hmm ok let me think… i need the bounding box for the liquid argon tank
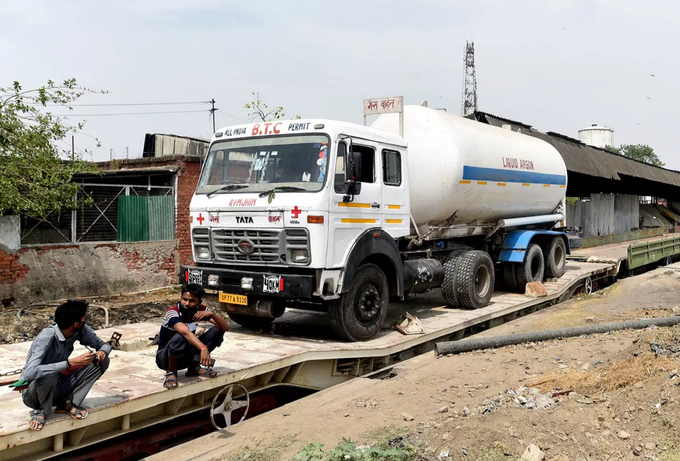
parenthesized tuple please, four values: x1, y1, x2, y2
(370, 105, 567, 227)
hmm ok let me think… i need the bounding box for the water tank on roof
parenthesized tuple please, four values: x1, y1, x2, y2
(578, 124, 614, 149)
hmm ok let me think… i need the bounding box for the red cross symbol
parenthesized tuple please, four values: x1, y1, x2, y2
(291, 206, 301, 219)
(196, 213, 205, 225)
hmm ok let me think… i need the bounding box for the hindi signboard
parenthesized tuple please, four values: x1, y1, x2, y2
(363, 96, 404, 116)
(362, 96, 404, 136)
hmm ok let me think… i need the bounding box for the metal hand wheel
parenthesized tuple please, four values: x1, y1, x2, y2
(210, 383, 250, 430)
(584, 276, 593, 295)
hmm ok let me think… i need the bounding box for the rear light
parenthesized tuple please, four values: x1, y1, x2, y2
(307, 215, 324, 224)
(184, 270, 189, 282)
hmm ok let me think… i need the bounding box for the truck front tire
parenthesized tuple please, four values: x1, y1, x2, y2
(329, 263, 389, 341)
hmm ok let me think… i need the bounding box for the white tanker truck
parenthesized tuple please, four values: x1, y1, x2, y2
(182, 105, 569, 341)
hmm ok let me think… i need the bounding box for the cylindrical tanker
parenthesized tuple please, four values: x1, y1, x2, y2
(371, 106, 567, 227)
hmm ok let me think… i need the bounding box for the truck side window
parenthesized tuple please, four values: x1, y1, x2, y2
(334, 142, 347, 194)
(382, 150, 402, 186)
(351, 145, 375, 183)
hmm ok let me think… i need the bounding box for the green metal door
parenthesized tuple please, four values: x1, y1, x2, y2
(148, 196, 175, 241)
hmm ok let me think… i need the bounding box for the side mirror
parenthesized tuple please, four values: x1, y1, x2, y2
(347, 181, 361, 196)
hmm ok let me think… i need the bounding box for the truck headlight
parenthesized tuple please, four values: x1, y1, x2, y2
(196, 247, 210, 259)
(290, 249, 309, 264)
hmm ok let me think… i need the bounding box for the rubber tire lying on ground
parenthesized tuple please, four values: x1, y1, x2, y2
(328, 263, 389, 342)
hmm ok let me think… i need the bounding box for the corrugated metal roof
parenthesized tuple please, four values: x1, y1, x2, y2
(475, 111, 680, 187)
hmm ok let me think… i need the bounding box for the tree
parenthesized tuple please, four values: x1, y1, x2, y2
(604, 144, 664, 167)
(244, 92, 300, 122)
(0, 79, 102, 219)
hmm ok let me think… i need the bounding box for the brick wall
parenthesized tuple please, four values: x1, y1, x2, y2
(176, 159, 201, 267)
(6, 241, 178, 305)
(0, 155, 203, 306)
(0, 248, 30, 305)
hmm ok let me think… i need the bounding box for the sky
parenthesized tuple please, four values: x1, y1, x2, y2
(2, 0, 679, 168)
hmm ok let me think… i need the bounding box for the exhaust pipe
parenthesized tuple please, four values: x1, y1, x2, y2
(224, 299, 285, 318)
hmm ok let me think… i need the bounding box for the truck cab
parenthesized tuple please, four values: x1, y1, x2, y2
(183, 120, 409, 337)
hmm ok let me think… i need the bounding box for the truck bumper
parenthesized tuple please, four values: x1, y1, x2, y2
(179, 265, 316, 300)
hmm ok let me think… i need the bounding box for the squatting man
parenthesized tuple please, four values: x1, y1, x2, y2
(15, 300, 111, 431)
(156, 284, 230, 389)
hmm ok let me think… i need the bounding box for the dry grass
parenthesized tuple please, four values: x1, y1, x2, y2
(528, 355, 678, 396)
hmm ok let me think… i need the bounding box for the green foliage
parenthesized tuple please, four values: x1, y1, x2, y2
(0, 79, 104, 219)
(244, 92, 301, 122)
(605, 144, 664, 167)
(291, 437, 418, 461)
(566, 197, 579, 205)
(292, 442, 326, 461)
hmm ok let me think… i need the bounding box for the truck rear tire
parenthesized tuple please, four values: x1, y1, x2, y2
(516, 243, 545, 287)
(228, 313, 275, 332)
(441, 250, 468, 307)
(502, 263, 520, 291)
(544, 237, 567, 279)
(455, 251, 495, 309)
(329, 263, 389, 341)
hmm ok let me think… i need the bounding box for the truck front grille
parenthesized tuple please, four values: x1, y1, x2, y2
(212, 229, 281, 263)
(209, 229, 310, 266)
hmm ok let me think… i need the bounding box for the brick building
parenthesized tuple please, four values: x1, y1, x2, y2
(0, 155, 202, 306)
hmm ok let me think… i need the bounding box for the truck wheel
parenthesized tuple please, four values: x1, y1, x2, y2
(228, 313, 274, 332)
(456, 251, 495, 309)
(545, 237, 567, 279)
(329, 264, 389, 341)
(441, 250, 468, 307)
(516, 243, 545, 287)
(502, 263, 520, 291)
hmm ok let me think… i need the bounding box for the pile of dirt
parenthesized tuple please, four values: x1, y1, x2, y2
(0, 288, 224, 344)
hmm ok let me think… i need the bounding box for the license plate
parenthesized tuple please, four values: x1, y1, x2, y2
(188, 269, 203, 285)
(263, 275, 284, 294)
(219, 292, 248, 305)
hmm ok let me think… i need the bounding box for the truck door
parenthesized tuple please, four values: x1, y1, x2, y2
(380, 148, 410, 238)
(328, 139, 383, 268)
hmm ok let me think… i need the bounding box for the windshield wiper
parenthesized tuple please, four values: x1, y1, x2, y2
(258, 186, 307, 197)
(206, 184, 249, 198)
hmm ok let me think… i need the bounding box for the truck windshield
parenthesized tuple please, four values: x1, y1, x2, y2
(197, 134, 330, 195)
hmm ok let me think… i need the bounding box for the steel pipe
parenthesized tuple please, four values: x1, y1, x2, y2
(434, 315, 680, 356)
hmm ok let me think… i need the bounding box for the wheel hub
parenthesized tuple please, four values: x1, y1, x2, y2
(357, 285, 381, 323)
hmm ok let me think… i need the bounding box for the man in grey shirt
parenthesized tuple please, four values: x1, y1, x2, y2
(20, 300, 111, 431)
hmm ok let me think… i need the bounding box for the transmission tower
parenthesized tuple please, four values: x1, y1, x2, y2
(461, 41, 478, 116)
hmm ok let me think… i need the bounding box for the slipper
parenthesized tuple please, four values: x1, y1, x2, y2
(56, 400, 88, 420)
(163, 371, 178, 389)
(186, 366, 217, 378)
(28, 410, 46, 431)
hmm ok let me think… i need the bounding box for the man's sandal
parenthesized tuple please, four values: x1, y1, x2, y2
(187, 366, 217, 378)
(56, 400, 88, 420)
(163, 371, 178, 389)
(28, 410, 46, 431)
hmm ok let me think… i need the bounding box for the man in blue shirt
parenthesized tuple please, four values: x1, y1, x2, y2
(20, 300, 111, 431)
(156, 284, 230, 389)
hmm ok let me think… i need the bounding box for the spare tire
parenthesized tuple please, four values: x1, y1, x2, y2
(455, 251, 495, 309)
(441, 250, 468, 307)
